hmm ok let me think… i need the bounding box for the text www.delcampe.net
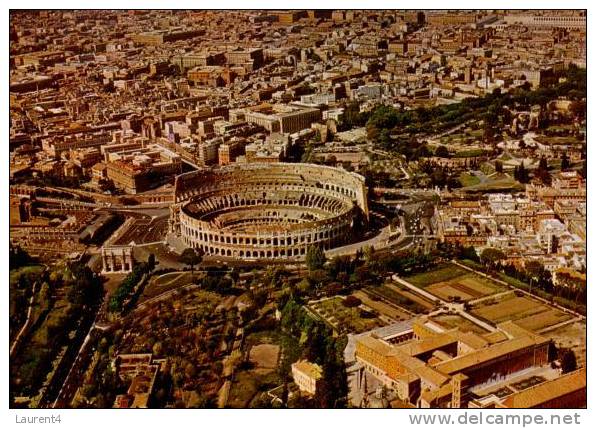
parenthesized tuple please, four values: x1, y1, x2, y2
(409, 412, 582, 427)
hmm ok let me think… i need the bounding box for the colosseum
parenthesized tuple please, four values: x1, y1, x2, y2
(168, 163, 369, 260)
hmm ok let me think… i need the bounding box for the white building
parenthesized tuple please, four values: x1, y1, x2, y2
(291, 360, 323, 395)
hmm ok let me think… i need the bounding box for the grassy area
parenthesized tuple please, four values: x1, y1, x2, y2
(425, 274, 503, 301)
(462, 175, 523, 193)
(10, 265, 45, 341)
(12, 294, 76, 397)
(227, 369, 280, 408)
(480, 162, 496, 175)
(309, 296, 385, 334)
(405, 263, 468, 287)
(458, 259, 483, 270)
(494, 272, 585, 315)
(245, 330, 283, 348)
(535, 135, 582, 146)
(404, 262, 506, 302)
(459, 173, 481, 187)
(439, 129, 483, 144)
(545, 124, 575, 132)
(371, 284, 428, 313)
(140, 271, 202, 302)
(454, 148, 487, 158)
(458, 258, 586, 316)
(470, 292, 572, 332)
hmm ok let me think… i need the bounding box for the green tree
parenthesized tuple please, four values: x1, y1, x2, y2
(514, 161, 529, 183)
(435, 145, 449, 158)
(9, 244, 31, 270)
(547, 341, 558, 362)
(147, 253, 156, 271)
(460, 246, 479, 262)
(561, 153, 570, 171)
(568, 100, 586, 120)
(560, 349, 577, 374)
(306, 246, 327, 271)
(480, 248, 506, 269)
(538, 156, 548, 171)
(180, 248, 203, 276)
(66, 263, 103, 307)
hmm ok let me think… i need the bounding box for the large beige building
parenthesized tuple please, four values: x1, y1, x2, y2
(105, 144, 182, 194)
(352, 317, 583, 408)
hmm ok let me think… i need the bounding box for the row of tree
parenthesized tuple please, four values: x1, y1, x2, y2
(108, 261, 153, 313)
(474, 247, 586, 310)
(279, 297, 348, 408)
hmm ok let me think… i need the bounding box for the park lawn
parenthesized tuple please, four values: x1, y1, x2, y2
(227, 370, 260, 408)
(385, 282, 436, 310)
(153, 271, 189, 286)
(29, 299, 73, 347)
(227, 369, 280, 408)
(514, 310, 572, 332)
(10, 265, 45, 340)
(459, 173, 481, 187)
(454, 148, 487, 158)
(140, 271, 201, 301)
(535, 135, 581, 146)
(355, 290, 413, 320)
(405, 263, 468, 288)
(439, 129, 482, 143)
(545, 124, 575, 132)
(463, 176, 523, 192)
(480, 162, 496, 175)
(457, 258, 586, 316)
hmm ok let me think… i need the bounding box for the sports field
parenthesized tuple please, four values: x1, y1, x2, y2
(405, 263, 505, 302)
(470, 294, 572, 332)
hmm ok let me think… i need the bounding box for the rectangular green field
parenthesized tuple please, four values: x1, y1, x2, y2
(470, 294, 572, 331)
(405, 264, 469, 287)
(405, 263, 505, 301)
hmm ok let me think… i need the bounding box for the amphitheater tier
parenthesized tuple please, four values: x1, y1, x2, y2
(169, 163, 369, 260)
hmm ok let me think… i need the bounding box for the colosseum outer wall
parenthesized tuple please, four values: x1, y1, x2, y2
(168, 163, 369, 260)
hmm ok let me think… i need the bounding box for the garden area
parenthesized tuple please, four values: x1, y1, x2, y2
(74, 288, 233, 408)
(404, 263, 506, 302)
(469, 293, 572, 332)
(458, 172, 481, 187)
(227, 331, 282, 408)
(308, 296, 386, 334)
(10, 264, 45, 341)
(364, 282, 433, 314)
